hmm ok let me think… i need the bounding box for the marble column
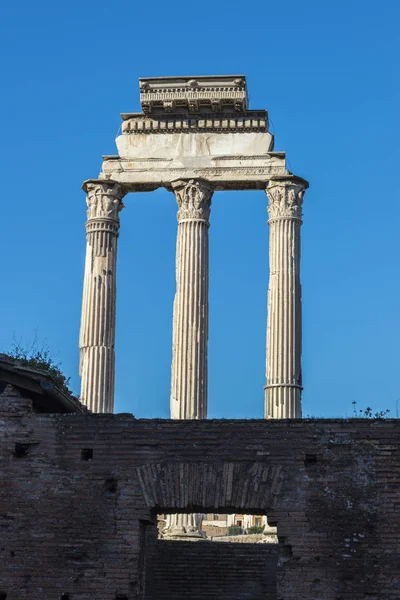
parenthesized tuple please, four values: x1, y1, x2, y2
(264, 178, 307, 419)
(79, 180, 126, 413)
(163, 179, 213, 539)
(170, 178, 213, 419)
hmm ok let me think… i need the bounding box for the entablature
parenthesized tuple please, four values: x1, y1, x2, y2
(85, 75, 308, 194)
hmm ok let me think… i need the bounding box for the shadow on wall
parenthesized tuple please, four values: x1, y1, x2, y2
(142, 518, 280, 600)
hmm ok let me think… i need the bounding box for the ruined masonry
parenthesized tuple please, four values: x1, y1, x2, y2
(0, 377, 399, 600)
(1, 74, 398, 600)
(78, 75, 308, 538)
(79, 76, 307, 419)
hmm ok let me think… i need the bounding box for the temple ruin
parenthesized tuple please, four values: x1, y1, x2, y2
(78, 75, 307, 420)
(0, 76, 398, 600)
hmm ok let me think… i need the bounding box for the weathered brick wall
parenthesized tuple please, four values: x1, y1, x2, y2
(144, 540, 278, 600)
(0, 387, 399, 599)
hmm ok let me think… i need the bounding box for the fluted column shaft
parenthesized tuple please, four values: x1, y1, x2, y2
(170, 179, 213, 419)
(79, 180, 126, 413)
(164, 179, 213, 540)
(265, 178, 307, 419)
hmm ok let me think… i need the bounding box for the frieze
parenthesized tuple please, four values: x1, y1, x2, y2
(113, 167, 286, 177)
(101, 165, 288, 179)
(191, 167, 287, 177)
(211, 153, 283, 161)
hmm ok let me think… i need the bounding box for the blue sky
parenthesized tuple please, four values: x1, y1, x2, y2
(0, 0, 399, 418)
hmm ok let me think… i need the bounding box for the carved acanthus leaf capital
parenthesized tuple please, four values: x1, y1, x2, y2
(172, 179, 213, 223)
(266, 180, 306, 220)
(85, 181, 126, 222)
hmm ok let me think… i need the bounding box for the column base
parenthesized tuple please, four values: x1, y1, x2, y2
(162, 528, 206, 540)
(258, 525, 278, 544)
(162, 513, 206, 540)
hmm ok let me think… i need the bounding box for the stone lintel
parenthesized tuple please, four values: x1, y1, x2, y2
(99, 152, 290, 192)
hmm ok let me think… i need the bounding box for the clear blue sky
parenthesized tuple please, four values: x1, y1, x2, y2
(1, 0, 399, 418)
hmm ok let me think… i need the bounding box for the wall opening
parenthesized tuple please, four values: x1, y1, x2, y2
(143, 510, 280, 600)
(14, 442, 30, 458)
(80, 448, 93, 461)
(304, 454, 318, 466)
(157, 512, 277, 542)
(105, 478, 118, 493)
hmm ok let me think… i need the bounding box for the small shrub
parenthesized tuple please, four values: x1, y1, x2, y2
(247, 525, 265, 534)
(7, 337, 73, 396)
(228, 525, 243, 536)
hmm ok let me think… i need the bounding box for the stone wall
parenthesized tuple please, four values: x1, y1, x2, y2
(213, 533, 264, 543)
(144, 540, 278, 600)
(202, 524, 229, 537)
(0, 388, 399, 599)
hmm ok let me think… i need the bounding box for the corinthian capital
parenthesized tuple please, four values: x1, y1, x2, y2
(172, 179, 213, 223)
(266, 179, 306, 221)
(84, 180, 126, 222)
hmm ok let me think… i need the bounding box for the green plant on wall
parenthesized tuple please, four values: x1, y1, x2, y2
(247, 525, 265, 534)
(7, 337, 73, 396)
(352, 401, 390, 419)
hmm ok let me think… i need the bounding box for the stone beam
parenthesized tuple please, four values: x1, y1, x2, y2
(100, 152, 288, 192)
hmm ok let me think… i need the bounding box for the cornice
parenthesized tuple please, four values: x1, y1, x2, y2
(121, 111, 269, 135)
(139, 75, 248, 114)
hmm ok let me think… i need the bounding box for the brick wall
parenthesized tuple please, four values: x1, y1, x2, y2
(0, 387, 399, 599)
(144, 540, 278, 600)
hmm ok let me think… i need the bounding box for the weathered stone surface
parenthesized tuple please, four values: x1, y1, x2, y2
(170, 179, 212, 420)
(98, 76, 282, 191)
(79, 180, 126, 413)
(101, 151, 284, 191)
(0, 391, 398, 600)
(265, 177, 308, 418)
(78, 74, 312, 552)
(81, 76, 308, 418)
(116, 131, 274, 164)
(138, 75, 249, 115)
(121, 111, 269, 134)
(162, 513, 205, 540)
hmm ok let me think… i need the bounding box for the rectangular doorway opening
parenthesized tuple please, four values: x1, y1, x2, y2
(143, 510, 280, 600)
